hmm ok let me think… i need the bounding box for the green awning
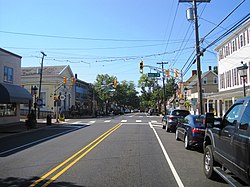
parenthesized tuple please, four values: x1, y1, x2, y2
(0, 83, 32, 104)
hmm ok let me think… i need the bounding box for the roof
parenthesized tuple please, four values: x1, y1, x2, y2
(21, 65, 69, 76)
(0, 83, 32, 103)
(188, 70, 218, 87)
(0, 48, 22, 59)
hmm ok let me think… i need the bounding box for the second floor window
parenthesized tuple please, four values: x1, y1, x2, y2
(213, 77, 218, 84)
(203, 77, 207, 85)
(4, 66, 14, 83)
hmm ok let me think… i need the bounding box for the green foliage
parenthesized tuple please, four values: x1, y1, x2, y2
(94, 74, 140, 111)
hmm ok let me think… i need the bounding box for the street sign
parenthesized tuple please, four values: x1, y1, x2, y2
(147, 73, 160, 77)
(60, 95, 66, 101)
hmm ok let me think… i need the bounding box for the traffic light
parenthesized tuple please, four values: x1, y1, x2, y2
(71, 77, 75, 85)
(166, 69, 170, 78)
(174, 69, 179, 78)
(140, 60, 144, 74)
(63, 76, 67, 84)
(113, 79, 117, 88)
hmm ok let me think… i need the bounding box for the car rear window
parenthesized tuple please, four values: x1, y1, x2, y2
(194, 116, 205, 127)
(172, 110, 190, 117)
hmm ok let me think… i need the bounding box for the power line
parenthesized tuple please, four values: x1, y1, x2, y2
(0, 30, 164, 42)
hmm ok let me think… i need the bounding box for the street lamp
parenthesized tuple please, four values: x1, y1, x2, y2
(237, 62, 248, 97)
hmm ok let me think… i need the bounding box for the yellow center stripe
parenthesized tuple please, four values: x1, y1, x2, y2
(29, 123, 122, 187)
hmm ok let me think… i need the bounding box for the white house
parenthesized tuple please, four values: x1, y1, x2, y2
(207, 18, 250, 117)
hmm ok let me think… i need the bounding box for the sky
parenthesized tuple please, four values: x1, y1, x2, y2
(1, 0, 250, 88)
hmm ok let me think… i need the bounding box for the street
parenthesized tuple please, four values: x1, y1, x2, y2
(0, 113, 228, 187)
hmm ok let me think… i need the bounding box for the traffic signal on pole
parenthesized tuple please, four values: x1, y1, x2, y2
(174, 69, 179, 78)
(63, 76, 67, 84)
(113, 79, 117, 88)
(71, 77, 75, 85)
(140, 60, 144, 74)
(166, 69, 170, 78)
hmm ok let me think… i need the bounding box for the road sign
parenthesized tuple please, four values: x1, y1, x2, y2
(147, 73, 160, 77)
(60, 95, 66, 101)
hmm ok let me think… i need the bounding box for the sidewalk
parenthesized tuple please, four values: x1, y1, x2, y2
(0, 118, 59, 139)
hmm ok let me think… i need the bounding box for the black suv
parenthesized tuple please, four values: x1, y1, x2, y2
(203, 96, 250, 186)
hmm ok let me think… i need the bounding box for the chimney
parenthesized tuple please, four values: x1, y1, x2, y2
(192, 70, 197, 76)
(209, 66, 212, 71)
(75, 74, 78, 79)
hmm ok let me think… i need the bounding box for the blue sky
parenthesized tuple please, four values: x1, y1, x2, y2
(1, 0, 249, 87)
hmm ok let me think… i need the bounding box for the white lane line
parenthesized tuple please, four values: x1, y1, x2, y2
(121, 120, 127, 123)
(87, 121, 96, 125)
(152, 124, 162, 128)
(149, 122, 184, 187)
(136, 120, 142, 123)
(104, 120, 111, 123)
(72, 121, 82, 124)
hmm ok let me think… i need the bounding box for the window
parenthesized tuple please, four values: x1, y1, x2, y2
(240, 35, 244, 48)
(0, 103, 17, 117)
(213, 77, 218, 84)
(225, 103, 243, 126)
(4, 66, 14, 83)
(203, 77, 207, 85)
(239, 102, 250, 130)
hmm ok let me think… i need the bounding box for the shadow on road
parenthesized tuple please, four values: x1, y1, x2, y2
(0, 177, 86, 187)
(0, 124, 90, 157)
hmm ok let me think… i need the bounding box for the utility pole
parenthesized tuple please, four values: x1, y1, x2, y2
(157, 62, 168, 115)
(193, 0, 203, 115)
(179, 0, 211, 114)
(38, 51, 47, 119)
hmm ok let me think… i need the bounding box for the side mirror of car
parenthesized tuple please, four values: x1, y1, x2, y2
(204, 112, 215, 128)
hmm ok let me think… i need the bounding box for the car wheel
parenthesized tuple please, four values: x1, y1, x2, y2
(184, 134, 190, 149)
(166, 124, 170, 132)
(175, 130, 180, 141)
(203, 145, 218, 179)
(162, 122, 166, 129)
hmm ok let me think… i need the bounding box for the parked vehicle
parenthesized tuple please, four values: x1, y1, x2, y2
(162, 109, 190, 132)
(175, 115, 205, 150)
(203, 96, 250, 186)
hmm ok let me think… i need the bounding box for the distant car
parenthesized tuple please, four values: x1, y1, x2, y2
(162, 109, 190, 132)
(175, 114, 205, 150)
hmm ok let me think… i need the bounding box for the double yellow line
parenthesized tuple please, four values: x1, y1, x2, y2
(29, 123, 122, 187)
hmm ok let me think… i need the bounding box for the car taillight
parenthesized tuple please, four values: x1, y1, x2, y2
(192, 128, 204, 133)
(168, 117, 176, 121)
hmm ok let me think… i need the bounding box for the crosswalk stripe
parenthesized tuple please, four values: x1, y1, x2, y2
(72, 121, 82, 124)
(121, 120, 127, 123)
(151, 120, 157, 123)
(87, 121, 96, 125)
(136, 120, 142, 123)
(104, 120, 111, 123)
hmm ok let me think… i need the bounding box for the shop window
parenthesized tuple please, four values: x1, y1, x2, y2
(0, 103, 17, 117)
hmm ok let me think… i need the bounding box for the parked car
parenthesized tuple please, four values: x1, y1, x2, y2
(175, 115, 205, 150)
(162, 109, 190, 132)
(203, 96, 250, 186)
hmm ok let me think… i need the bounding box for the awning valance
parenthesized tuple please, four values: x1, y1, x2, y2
(0, 83, 32, 104)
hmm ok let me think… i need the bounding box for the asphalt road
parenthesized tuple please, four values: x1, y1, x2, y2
(0, 113, 229, 187)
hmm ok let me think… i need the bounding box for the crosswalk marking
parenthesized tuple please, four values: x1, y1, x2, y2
(87, 121, 96, 125)
(104, 120, 111, 123)
(136, 120, 142, 123)
(121, 120, 127, 123)
(151, 120, 157, 123)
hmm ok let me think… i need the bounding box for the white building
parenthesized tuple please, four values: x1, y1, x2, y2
(207, 19, 250, 117)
